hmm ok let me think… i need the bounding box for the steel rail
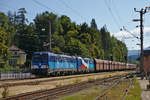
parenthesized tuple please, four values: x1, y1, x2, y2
(0, 73, 132, 100)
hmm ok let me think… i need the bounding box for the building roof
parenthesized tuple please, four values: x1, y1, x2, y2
(144, 46, 150, 50)
(9, 45, 26, 54)
(144, 46, 150, 55)
(9, 45, 20, 51)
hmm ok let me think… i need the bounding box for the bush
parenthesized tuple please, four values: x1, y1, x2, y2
(0, 65, 20, 72)
(72, 78, 81, 84)
(126, 76, 141, 100)
(0, 62, 5, 68)
(2, 87, 9, 98)
(88, 78, 95, 82)
(56, 83, 62, 87)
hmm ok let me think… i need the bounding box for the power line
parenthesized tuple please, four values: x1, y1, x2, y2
(57, 0, 86, 21)
(122, 26, 140, 41)
(110, 0, 122, 25)
(0, 3, 16, 12)
(124, 13, 139, 28)
(104, 0, 127, 43)
(104, 0, 121, 30)
(0, 3, 16, 10)
(143, 0, 150, 6)
(32, 0, 56, 14)
(0, 2, 37, 19)
(0, 7, 9, 11)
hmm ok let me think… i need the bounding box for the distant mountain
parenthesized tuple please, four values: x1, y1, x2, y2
(128, 46, 150, 62)
(144, 46, 150, 50)
(128, 55, 139, 62)
(128, 50, 140, 56)
(128, 50, 140, 62)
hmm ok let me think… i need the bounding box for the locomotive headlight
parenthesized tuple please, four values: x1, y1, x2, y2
(41, 65, 47, 68)
(32, 65, 38, 69)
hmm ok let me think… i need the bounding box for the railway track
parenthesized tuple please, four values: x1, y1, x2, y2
(122, 78, 133, 100)
(95, 78, 124, 100)
(0, 73, 133, 100)
(94, 75, 134, 100)
(0, 71, 131, 88)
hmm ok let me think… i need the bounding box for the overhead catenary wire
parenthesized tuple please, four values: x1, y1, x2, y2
(57, 0, 87, 22)
(107, 0, 142, 43)
(104, 0, 121, 30)
(110, 0, 123, 25)
(0, 3, 16, 10)
(0, 2, 37, 19)
(0, 7, 9, 11)
(32, 0, 57, 14)
(104, 0, 127, 43)
(122, 26, 140, 41)
(144, 0, 150, 6)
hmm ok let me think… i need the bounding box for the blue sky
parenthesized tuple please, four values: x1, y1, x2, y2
(1, 0, 150, 50)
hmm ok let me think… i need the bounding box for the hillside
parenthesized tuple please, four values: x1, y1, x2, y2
(128, 50, 140, 62)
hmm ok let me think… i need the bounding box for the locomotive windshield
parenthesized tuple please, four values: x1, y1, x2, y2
(32, 54, 48, 63)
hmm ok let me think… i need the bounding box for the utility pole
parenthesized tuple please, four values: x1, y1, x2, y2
(49, 21, 51, 52)
(133, 8, 148, 78)
(42, 21, 52, 52)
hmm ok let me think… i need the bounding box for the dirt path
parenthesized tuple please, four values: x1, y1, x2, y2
(138, 78, 150, 100)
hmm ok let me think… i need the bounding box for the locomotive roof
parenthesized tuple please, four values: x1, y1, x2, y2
(34, 52, 93, 60)
(34, 52, 76, 58)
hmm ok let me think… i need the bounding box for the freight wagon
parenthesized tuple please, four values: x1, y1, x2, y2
(31, 52, 136, 76)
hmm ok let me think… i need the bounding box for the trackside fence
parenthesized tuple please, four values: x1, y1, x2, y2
(0, 69, 33, 80)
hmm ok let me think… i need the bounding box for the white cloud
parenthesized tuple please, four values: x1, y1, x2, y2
(112, 27, 150, 50)
(112, 27, 150, 38)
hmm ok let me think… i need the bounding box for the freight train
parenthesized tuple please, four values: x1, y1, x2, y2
(31, 52, 136, 76)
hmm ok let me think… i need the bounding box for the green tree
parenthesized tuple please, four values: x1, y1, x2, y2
(100, 26, 113, 59)
(34, 11, 58, 51)
(0, 27, 9, 63)
(90, 18, 97, 29)
(64, 38, 90, 57)
(59, 15, 74, 35)
(0, 12, 10, 64)
(16, 8, 28, 27)
(0, 9, 127, 63)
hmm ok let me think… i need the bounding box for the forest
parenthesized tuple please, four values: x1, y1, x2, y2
(0, 8, 127, 67)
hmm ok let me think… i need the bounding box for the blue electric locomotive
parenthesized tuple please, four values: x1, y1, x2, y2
(31, 52, 95, 76)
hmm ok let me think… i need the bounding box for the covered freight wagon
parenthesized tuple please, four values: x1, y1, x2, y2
(94, 59, 104, 72)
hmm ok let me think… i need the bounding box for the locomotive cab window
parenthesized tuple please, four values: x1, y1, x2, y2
(32, 54, 48, 63)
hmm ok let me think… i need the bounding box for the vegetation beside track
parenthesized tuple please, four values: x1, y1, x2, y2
(125, 76, 141, 100)
(99, 78, 130, 100)
(59, 76, 133, 100)
(59, 86, 104, 100)
(0, 72, 133, 98)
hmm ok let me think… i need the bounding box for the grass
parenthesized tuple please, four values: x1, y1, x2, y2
(125, 76, 141, 100)
(59, 78, 130, 100)
(101, 79, 130, 100)
(2, 86, 9, 98)
(56, 83, 62, 88)
(72, 78, 81, 84)
(59, 73, 134, 100)
(0, 65, 20, 72)
(88, 77, 95, 82)
(59, 86, 104, 100)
